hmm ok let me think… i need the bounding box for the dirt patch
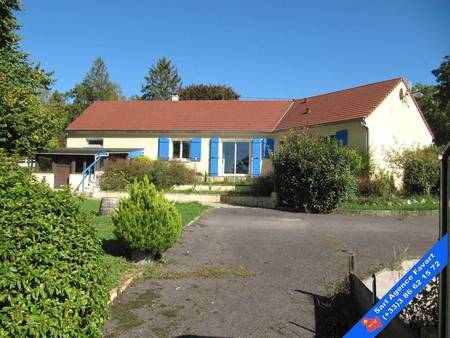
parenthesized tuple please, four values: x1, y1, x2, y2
(154, 265, 258, 280)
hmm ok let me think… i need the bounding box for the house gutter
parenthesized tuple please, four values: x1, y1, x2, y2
(360, 118, 369, 155)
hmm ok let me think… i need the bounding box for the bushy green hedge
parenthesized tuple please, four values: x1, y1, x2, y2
(100, 157, 195, 191)
(273, 130, 362, 213)
(388, 146, 441, 195)
(112, 176, 182, 255)
(0, 156, 108, 337)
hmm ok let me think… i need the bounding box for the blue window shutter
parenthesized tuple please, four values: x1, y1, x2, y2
(190, 138, 202, 161)
(209, 138, 219, 176)
(252, 138, 262, 177)
(158, 138, 170, 160)
(335, 129, 348, 146)
(263, 138, 274, 158)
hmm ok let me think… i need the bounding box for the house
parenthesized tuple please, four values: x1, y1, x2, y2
(34, 78, 433, 189)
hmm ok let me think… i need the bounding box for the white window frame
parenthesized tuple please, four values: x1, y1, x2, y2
(171, 139, 191, 161)
(219, 139, 251, 176)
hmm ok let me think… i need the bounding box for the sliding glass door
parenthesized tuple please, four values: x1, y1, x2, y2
(222, 141, 250, 175)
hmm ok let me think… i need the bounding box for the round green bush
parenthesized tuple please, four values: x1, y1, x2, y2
(0, 156, 109, 337)
(273, 130, 362, 213)
(112, 176, 182, 255)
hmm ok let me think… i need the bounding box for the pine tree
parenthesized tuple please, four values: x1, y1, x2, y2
(141, 57, 182, 100)
(68, 57, 122, 121)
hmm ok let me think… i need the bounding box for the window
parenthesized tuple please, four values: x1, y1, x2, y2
(172, 140, 190, 160)
(222, 141, 250, 175)
(87, 139, 103, 147)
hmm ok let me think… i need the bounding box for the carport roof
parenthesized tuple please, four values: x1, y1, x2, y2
(37, 147, 139, 156)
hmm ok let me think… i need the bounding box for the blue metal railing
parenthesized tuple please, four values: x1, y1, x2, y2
(75, 151, 109, 192)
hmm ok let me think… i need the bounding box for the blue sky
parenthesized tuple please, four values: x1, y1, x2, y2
(18, 0, 449, 99)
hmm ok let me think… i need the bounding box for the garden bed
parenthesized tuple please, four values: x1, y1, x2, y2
(340, 195, 439, 212)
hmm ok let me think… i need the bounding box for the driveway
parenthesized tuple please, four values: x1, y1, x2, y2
(104, 207, 438, 338)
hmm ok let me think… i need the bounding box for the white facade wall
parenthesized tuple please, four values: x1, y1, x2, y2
(33, 173, 54, 188)
(365, 82, 433, 170)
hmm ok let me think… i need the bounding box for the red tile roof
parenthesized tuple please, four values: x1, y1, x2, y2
(274, 78, 403, 131)
(67, 100, 292, 132)
(67, 78, 416, 133)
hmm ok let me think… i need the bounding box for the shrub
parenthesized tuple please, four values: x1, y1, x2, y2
(388, 146, 441, 195)
(112, 176, 182, 255)
(0, 156, 108, 337)
(250, 175, 274, 196)
(272, 130, 362, 213)
(100, 157, 195, 191)
(357, 170, 396, 197)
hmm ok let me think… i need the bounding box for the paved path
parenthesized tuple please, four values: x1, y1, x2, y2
(104, 207, 438, 338)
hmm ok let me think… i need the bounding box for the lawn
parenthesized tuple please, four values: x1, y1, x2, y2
(79, 198, 210, 290)
(341, 195, 439, 211)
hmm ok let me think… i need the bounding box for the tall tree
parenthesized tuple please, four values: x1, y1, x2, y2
(141, 57, 182, 100)
(414, 56, 450, 145)
(432, 55, 450, 108)
(0, 0, 21, 48)
(179, 84, 240, 100)
(0, 0, 61, 156)
(68, 57, 122, 121)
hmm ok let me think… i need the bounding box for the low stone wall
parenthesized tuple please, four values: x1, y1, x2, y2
(92, 190, 221, 204)
(171, 184, 253, 193)
(164, 192, 221, 203)
(220, 194, 276, 209)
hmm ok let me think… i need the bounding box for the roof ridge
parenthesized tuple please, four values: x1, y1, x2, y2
(294, 77, 403, 101)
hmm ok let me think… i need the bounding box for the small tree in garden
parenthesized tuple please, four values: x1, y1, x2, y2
(0, 155, 108, 337)
(112, 176, 182, 255)
(273, 130, 362, 213)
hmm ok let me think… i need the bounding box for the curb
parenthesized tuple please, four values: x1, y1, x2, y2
(334, 209, 438, 216)
(109, 268, 144, 304)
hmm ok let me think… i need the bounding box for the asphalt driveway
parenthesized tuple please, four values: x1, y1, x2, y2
(104, 207, 438, 338)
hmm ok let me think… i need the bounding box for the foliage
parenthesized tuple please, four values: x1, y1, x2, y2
(0, 156, 109, 337)
(112, 177, 182, 254)
(0, 0, 21, 49)
(179, 84, 240, 100)
(387, 146, 441, 195)
(273, 130, 362, 213)
(357, 170, 396, 197)
(414, 83, 449, 145)
(414, 55, 450, 145)
(100, 157, 195, 191)
(432, 55, 450, 106)
(400, 277, 439, 329)
(67, 57, 123, 122)
(141, 57, 182, 100)
(0, 1, 60, 156)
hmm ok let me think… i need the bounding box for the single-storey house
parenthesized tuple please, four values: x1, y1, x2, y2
(35, 77, 433, 189)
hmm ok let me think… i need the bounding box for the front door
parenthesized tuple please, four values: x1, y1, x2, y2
(53, 164, 70, 188)
(221, 141, 250, 175)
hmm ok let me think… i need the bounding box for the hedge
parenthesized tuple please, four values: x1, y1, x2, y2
(0, 156, 109, 337)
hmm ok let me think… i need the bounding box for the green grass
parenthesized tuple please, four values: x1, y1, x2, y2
(341, 195, 439, 211)
(78, 199, 209, 290)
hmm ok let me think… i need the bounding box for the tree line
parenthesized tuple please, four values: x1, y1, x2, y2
(0, 0, 449, 158)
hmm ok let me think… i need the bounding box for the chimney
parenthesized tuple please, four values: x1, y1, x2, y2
(171, 94, 179, 101)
